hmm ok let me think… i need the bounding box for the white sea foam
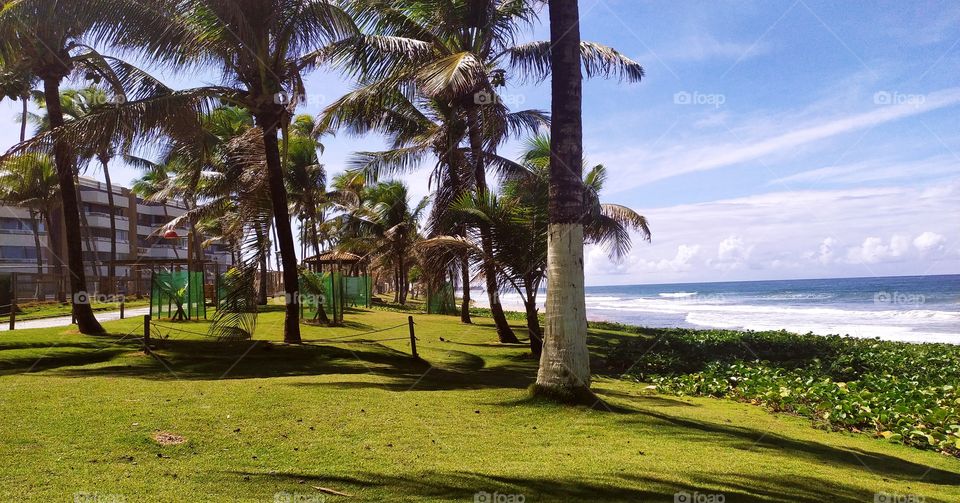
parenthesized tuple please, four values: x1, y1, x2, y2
(658, 292, 698, 298)
(471, 288, 959, 344)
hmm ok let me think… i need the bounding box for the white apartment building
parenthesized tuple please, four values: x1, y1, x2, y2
(0, 176, 233, 278)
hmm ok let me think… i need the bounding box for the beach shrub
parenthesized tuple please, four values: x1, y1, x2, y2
(604, 328, 960, 456)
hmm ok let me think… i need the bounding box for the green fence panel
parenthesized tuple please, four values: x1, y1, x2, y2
(428, 282, 457, 315)
(151, 270, 206, 320)
(344, 275, 371, 308)
(299, 271, 338, 322)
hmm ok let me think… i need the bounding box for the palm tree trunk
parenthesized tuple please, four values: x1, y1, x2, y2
(100, 156, 117, 295)
(258, 119, 301, 344)
(466, 106, 518, 343)
(460, 258, 472, 323)
(28, 209, 44, 300)
(256, 227, 269, 305)
(534, 0, 591, 401)
(74, 176, 100, 286)
(22, 96, 43, 300)
(42, 77, 103, 334)
(524, 277, 543, 357)
(20, 93, 28, 143)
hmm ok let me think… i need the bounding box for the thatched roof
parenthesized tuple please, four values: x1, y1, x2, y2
(303, 251, 364, 264)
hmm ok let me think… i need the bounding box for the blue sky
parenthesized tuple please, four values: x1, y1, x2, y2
(1, 0, 958, 286)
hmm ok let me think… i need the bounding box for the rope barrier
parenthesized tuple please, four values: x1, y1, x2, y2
(150, 322, 214, 338)
(146, 320, 416, 348)
(301, 322, 409, 343)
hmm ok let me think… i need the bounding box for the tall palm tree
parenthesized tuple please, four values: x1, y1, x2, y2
(422, 134, 650, 356)
(31, 86, 129, 291)
(0, 152, 60, 292)
(321, 88, 477, 322)
(330, 0, 640, 342)
(284, 115, 329, 258)
(150, 0, 356, 343)
(0, 0, 179, 333)
(535, 0, 594, 400)
(337, 180, 428, 305)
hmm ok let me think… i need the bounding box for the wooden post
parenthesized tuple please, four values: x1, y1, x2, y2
(119, 297, 125, 319)
(408, 316, 418, 358)
(143, 314, 151, 352)
(9, 273, 16, 330)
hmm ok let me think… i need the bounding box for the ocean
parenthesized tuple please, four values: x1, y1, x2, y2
(482, 274, 960, 344)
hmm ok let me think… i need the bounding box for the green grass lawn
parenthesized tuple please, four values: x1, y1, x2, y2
(0, 308, 957, 502)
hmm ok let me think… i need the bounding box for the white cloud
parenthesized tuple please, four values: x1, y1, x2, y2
(598, 87, 960, 193)
(815, 237, 837, 265)
(913, 231, 946, 254)
(845, 235, 911, 264)
(770, 155, 960, 186)
(710, 236, 754, 271)
(605, 180, 959, 284)
(641, 244, 701, 272)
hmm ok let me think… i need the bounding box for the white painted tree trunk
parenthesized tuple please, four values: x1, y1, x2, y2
(536, 223, 590, 394)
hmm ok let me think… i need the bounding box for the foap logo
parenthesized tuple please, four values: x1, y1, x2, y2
(673, 91, 726, 108)
(873, 91, 926, 108)
(273, 491, 326, 503)
(72, 292, 127, 305)
(474, 491, 525, 503)
(274, 92, 292, 105)
(283, 292, 326, 306)
(874, 492, 925, 503)
(473, 90, 526, 107)
(674, 490, 725, 503)
(73, 291, 91, 305)
(873, 291, 925, 307)
(74, 492, 126, 503)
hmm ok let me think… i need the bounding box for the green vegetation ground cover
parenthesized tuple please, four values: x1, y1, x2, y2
(0, 309, 958, 502)
(603, 326, 960, 456)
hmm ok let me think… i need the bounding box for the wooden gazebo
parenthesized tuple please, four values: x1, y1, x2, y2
(302, 251, 368, 275)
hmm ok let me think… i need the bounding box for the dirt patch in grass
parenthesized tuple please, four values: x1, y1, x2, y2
(152, 432, 186, 446)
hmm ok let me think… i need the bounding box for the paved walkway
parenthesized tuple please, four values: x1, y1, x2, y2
(0, 307, 151, 331)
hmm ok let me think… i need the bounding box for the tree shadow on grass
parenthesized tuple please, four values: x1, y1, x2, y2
(614, 406, 960, 487)
(0, 348, 130, 376)
(23, 336, 535, 391)
(222, 469, 894, 502)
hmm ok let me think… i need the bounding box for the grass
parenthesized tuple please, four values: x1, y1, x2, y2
(0, 308, 958, 502)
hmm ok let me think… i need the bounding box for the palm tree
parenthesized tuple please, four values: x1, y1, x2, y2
(330, 0, 640, 342)
(0, 153, 60, 297)
(30, 86, 130, 291)
(284, 115, 329, 258)
(422, 134, 650, 356)
(535, 0, 594, 401)
(145, 0, 357, 342)
(337, 179, 428, 305)
(0, 0, 179, 333)
(321, 88, 476, 322)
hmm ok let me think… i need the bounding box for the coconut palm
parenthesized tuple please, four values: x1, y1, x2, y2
(336, 180, 428, 304)
(535, 0, 594, 400)
(29, 86, 131, 291)
(321, 87, 477, 322)
(141, 0, 357, 342)
(0, 153, 60, 295)
(284, 115, 329, 258)
(421, 134, 650, 356)
(328, 0, 640, 342)
(0, 0, 183, 333)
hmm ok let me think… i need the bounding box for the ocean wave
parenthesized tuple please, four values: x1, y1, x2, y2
(658, 292, 698, 298)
